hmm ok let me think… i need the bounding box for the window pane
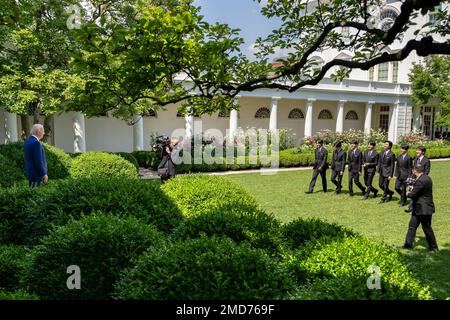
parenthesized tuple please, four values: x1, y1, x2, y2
(378, 63, 389, 82)
(392, 61, 399, 83)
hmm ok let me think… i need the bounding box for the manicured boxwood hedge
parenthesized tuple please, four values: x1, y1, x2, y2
(131, 151, 159, 169)
(0, 142, 71, 179)
(114, 236, 296, 300)
(0, 154, 25, 188)
(162, 174, 259, 217)
(0, 289, 39, 300)
(25, 213, 166, 300)
(70, 152, 137, 179)
(290, 236, 431, 300)
(0, 245, 31, 291)
(171, 204, 283, 255)
(0, 177, 183, 245)
(113, 152, 139, 173)
(281, 218, 354, 250)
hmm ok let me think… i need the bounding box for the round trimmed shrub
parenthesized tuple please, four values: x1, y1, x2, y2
(281, 218, 354, 250)
(292, 236, 431, 300)
(0, 154, 25, 188)
(0, 245, 31, 291)
(0, 142, 71, 179)
(162, 175, 259, 217)
(172, 204, 283, 255)
(113, 152, 139, 173)
(25, 213, 166, 300)
(114, 236, 295, 300)
(0, 178, 182, 245)
(70, 152, 137, 179)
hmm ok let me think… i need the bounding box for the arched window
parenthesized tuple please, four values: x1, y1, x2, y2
(255, 107, 270, 119)
(143, 110, 157, 117)
(288, 108, 305, 119)
(380, 7, 399, 31)
(345, 110, 359, 120)
(318, 109, 333, 120)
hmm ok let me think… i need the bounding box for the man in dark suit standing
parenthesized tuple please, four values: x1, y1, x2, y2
(395, 145, 413, 207)
(347, 140, 366, 196)
(405, 146, 431, 212)
(24, 124, 48, 188)
(330, 141, 346, 194)
(362, 141, 379, 200)
(378, 140, 396, 203)
(306, 140, 328, 194)
(403, 165, 438, 252)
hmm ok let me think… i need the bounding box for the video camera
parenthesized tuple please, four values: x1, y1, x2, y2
(153, 135, 171, 159)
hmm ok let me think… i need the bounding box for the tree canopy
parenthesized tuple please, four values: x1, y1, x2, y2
(0, 0, 449, 123)
(409, 55, 450, 127)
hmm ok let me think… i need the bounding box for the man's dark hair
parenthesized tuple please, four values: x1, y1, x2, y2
(351, 140, 359, 145)
(335, 141, 342, 148)
(417, 146, 426, 154)
(384, 140, 393, 149)
(400, 144, 410, 151)
(368, 141, 376, 147)
(413, 165, 424, 173)
(317, 140, 324, 145)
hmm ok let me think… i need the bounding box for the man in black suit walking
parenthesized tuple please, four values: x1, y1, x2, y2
(330, 141, 346, 194)
(395, 145, 413, 207)
(347, 140, 365, 196)
(403, 165, 439, 252)
(306, 140, 328, 193)
(405, 146, 431, 212)
(378, 140, 396, 203)
(362, 141, 379, 200)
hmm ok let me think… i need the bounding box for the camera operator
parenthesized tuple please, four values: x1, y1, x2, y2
(403, 165, 439, 252)
(152, 137, 179, 184)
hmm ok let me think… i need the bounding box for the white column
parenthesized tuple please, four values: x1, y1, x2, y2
(73, 112, 86, 153)
(388, 104, 398, 143)
(364, 102, 374, 135)
(269, 97, 281, 131)
(336, 100, 346, 133)
(304, 99, 315, 137)
(4, 111, 18, 143)
(413, 106, 421, 131)
(229, 109, 238, 139)
(133, 113, 144, 151)
(185, 111, 194, 139)
(229, 96, 240, 140)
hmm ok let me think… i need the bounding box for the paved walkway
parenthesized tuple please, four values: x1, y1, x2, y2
(139, 157, 450, 179)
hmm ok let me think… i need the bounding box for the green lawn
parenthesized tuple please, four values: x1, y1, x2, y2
(224, 161, 450, 300)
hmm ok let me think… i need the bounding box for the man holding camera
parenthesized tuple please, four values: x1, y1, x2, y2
(405, 146, 431, 213)
(403, 165, 439, 252)
(153, 136, 179, 184)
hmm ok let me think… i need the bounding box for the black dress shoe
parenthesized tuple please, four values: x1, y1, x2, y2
(305, 191, 313, 194)
(387, 194, 393, 202)
(404, 208, 412, 213)
(373, 191, 378, 198)
(349, 193, 354, 197)
(402, 245, 413, 249)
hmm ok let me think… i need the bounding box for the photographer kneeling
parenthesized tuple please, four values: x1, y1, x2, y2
(153, 136, 179, 184)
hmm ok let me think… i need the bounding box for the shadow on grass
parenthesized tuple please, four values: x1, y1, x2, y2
(399, 239, 450, 300)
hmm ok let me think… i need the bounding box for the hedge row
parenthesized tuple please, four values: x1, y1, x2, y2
(0, 177, 182, 245)
(0, 174, 431, 300)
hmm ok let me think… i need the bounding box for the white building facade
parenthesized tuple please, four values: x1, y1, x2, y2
(0, 1, 447, 152)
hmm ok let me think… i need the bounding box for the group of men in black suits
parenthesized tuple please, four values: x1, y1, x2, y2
(306, 139, 438, 252)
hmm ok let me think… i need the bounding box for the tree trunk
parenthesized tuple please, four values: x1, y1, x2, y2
(20, 114, 30, 140)
(43, 115, 54, 144)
